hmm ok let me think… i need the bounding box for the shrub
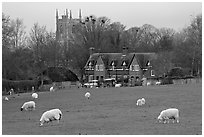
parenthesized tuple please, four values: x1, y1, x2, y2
(2, 79, 37, 95)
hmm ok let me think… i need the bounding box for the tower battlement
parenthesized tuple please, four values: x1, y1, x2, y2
(56, 9, 82, 43)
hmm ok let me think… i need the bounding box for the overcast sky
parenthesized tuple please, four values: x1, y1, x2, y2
(2, 2, 202, 33)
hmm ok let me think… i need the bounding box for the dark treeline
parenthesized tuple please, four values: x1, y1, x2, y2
(2, 13, 202, 82)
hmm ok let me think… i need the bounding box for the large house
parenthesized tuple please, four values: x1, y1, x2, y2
(84, 47, 158, 86)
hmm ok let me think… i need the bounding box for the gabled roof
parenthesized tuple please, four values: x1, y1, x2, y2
(85, 52, 157, 69)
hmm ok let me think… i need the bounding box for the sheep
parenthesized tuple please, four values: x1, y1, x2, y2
(156, 81, 161, 85)
(40, 108, 62, 126)
(157, 108, 179, 124)
(32, 93, 38, 99)
(8, 88, 14, 95)
(147, 82, 151, 86)
(115, 83, 121, 87)
(85, 92, 91, 99)
(50, 86, 54, 92)
(136, 99, 143, 106)
(4, 97, 9, 101)
(20, 101, 35, 111)
(141, 98, 146, 105)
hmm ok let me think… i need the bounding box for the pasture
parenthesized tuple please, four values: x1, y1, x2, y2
(2, 83, 202, 135)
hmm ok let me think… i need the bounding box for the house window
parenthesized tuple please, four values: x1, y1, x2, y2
(101, 76, 104, 80)
(111, 61, 115, 70)
(122, 61, 126, 66)
(89, 75, 94, 81)
(99, 65, 104, 71)
(130, 65, 140, 71)
(151, 70, 155, 76)
(88, 61, 93, 70)
(96, 64, 104, 71)
(96, 76, 99, 80)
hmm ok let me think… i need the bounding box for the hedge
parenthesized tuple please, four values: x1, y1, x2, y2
(2, 79, 37, 95)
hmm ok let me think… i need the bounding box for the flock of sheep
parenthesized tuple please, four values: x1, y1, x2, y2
(3, 86, 179, 127)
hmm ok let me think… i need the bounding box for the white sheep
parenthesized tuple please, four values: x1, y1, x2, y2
(136, 99, 143, 106)
(4, 97, 9, 101)
(50, 86, 54, 92)
(21, 101, 35, 111)
(157, 108, 179, 123)
(85, 92, 91, 99)
(8, 88, 14, 95)
(40, 108, 62, 126)
(32, 93, 38, 99)
(115, 83, 121, 87)
(141, 98, 146, 105)
(147, 82, 151, 86)
(156, 81, 161, 85)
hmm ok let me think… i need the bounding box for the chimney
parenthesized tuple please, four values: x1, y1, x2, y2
(66, 9, 68, 17)
(122, 46, 128, 56)
(70, 10, 72, 19)
(79, 9, 82, 21)
(89, 47, 94, 56)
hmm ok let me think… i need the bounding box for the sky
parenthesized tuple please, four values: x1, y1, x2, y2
(2, 2, 202, 34)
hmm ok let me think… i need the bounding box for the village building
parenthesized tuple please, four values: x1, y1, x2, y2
(84, 47, 158, 86)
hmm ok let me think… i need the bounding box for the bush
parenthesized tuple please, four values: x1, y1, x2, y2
(2, 79, 37, 95)
(161, 77, 173, 85)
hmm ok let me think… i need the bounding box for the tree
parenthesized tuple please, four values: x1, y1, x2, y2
(10, 18, 27, 48)
(133, 24, 161, 52)
(106, 22, 126, 52)
(172, 14, 202, 76)
(28, 23, 48, 85)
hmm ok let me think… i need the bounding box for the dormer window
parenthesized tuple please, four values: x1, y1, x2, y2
(122, 61, 126, 66)
(88, 61, 93, 70)
(111, 61, 115, 70)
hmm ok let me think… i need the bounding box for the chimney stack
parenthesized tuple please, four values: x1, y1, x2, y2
(89, 47, 94, 56)
(122, 46, 128, 56)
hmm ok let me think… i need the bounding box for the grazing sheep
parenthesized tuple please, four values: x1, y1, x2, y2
(147, 82, 151, 86)
(115, 83, 121, 87)
(4, 97, 9, 101)
(50, 86, 54, 92)
(136, 99, 143, 106)
(40, 108, 62, 126)
(21, 101, 35, 111)
(85, 92, 91, 99)
(141, 98, 146, 105)
(157, 108, 179, 123)
(8, 88, 14, 95)
(32, 93, 38, 99)
(156, 81, 161, 85)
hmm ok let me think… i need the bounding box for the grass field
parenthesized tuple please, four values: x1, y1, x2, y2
(2, 83, 202, 135)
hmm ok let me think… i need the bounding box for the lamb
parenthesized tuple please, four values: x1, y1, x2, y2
(156, 81, 161, 85)
(141, 98, 146, 105)
(32, 93, 38, 99)
(85, 92, 91, 99)
(40, 108, 62, 126)
(8, 88, 14, 95)
(115, 83, 121, 87)
(50, 86, 54, 92)
(157, 108, 179, 123)
(4, 97, 9, 101)
(136, 99, 143, 106)
(20, 101, 35, 111)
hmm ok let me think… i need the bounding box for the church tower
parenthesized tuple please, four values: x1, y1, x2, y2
(55, 9, 83, 44)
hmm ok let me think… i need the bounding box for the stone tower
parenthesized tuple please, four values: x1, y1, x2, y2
(56, 9, 82, 44)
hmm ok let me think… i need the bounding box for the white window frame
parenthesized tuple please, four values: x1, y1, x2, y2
(151, 70, 155, 76)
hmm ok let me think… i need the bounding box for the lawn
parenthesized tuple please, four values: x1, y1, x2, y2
(2, 83, 202, 135)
